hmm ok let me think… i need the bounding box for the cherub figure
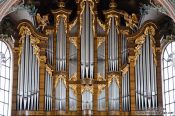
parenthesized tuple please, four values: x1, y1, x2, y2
(36, 13, 49, 31)
(124, 13, 138, 30)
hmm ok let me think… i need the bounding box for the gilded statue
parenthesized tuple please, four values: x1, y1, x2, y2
(124, 13, 138, 30)
(36, 13, 49, 31)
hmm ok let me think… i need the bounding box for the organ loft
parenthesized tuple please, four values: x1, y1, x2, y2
(1, 0, 175, 115)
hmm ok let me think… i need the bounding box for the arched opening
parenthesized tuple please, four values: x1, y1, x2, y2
(0, 40, 12, 116)
(162, 41, 175, 114)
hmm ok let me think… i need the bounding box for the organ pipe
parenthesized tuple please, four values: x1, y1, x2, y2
(81, 1, 94, 79)
(135, 34, 157, 110)
(17, 35, 40, 110)
(56, 18, 66, 72)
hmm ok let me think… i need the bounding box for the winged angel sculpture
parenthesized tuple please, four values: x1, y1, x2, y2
(36, 13, 49, 31)
(124, 13, 138, 30)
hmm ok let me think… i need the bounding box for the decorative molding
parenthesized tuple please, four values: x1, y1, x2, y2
(0, 34, 14, 49)
(69, 37, 78, 48)
(108, 74, 119, 88)
(55, 74, 67, 88)
(69, 73, 77, 81)
(121, 64, 129, 75)
(97, 37, 105, 48)
(81, 85, 93, 94)
(46, 64, 54, 77)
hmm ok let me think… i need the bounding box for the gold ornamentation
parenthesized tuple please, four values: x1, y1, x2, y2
(58, 1, 65, 8)
(97, 73, 106, 81)
(97, 37, 105, 48)
(128, 56, 136, 65)
(106, 16, 119, 34)
(36, 13, 49, 31)
(97, 18, 106, 31)
(81, 85, 93, 94)
(124, 13, 138, 30)
(134, 26, 157, 65)
(97, 84, 106, 96)
(69, 17, 78, 31)
(120, 29, 129, 35)
(69, 37, 78, 48)
(69, 73, 77, 81)
(121, 64, 129, 75)
(45, 29, 54, 35)
(46, 64, 53, 77)
(69, 84, 77, 95)
(56, 14, 68, 34)
(79, 0, 96, 36)
(55, 74, 67, 88)
(108, 74, 119, 87)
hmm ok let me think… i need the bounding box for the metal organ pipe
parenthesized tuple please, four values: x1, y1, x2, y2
(81, 1, 94, 79)
(17, 35, 40, 110)
(56, 18, 66, 72)
(135, 34, 157, 111)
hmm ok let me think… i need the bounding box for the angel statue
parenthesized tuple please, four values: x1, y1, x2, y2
(124, 13, 138, 30)
(36, 13, 49, 31)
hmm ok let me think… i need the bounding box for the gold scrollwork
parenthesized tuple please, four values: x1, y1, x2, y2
(97, 37, 105, 48)
(55, 74, 67, 88)
(69, 73, 77, 81)
(69, 37, 78, 48)
(79, 0, 96, 36)
(69, 17, 78, 31)
(81, 85, 93, 94)
(56, 14, 68, 33)
(108, 74, 119, 88)
(97, 18, 106, 31)
(46, 64, 53, 77)
(97, 84, 106, 96)
(45, 29, 54, 35)
(134, 26, 157, 65)
(121, 64, 129, 75)
(97, 73, 106, 81)
(69, 84, 77, 95)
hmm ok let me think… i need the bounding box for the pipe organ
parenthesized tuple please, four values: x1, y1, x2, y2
(14, 0, 161, 115)
(17, 27, 40, 110)
(135, 30, 157, 110)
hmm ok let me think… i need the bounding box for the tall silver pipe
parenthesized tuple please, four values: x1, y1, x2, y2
(143, 40, 147, 109)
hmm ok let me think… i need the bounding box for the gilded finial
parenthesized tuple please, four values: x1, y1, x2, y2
(109, 0, 117, 8)
(58, 0, 65, 8)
